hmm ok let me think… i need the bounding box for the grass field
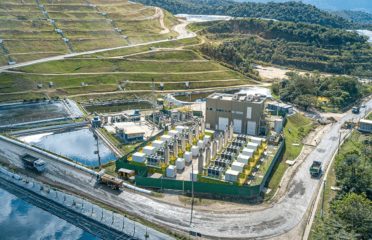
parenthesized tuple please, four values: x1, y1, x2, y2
(128, 49, 203, 60)
(78, 37, 201, 58)
(18, 58, 227, 73)
(367, 112, 372, 120)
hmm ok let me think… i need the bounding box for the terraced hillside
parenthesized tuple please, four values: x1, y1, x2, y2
(0, 0, 178, 65)
(0, 37, 256, 102)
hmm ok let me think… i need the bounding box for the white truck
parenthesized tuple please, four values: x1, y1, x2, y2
(21, 154, 46, 172)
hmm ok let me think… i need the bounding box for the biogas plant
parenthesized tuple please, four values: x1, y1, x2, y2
(116, 91, 287, 199)
(0, 88, 291, 238)
(0, 89, 288, 200)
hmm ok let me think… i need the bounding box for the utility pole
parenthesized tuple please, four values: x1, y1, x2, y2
(93, 129, 102, 169)
(190, 162, 195, 226)
(337, 131, 342, 155)
(321, 179, 326, 219)
(152, 78, 156, 124)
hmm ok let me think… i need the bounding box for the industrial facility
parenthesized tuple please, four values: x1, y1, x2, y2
(119, 92, 285, 198)
(205, 92, 266, 135)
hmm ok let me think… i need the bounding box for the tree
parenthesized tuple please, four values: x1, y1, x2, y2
(271, 82, 279, 96)
(312, 217, 358, 240)
(335, 151, 372, 198)
(331, 193, 372, 239)
(294, 94, 316, 111)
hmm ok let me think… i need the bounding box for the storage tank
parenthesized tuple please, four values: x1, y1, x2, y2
(224, 169, 239, 182)
(132, 152, 146, 163)
(166, 165, 176, 178)
(197, 140, 204, 149)
(203, 135, 211, 145)
(184, 151, 192, 163)
(237, 154, 250, 164)
(190, 170, 198, 182)
(168, 130, 179, 137)
(143, 146, 155, 155)
(191, 146, 199, 157)
(274, 118, 284, 133)
(250, 137, 264, 145)
(176, 158, 185, 171)
(231, 162, 245, 173)
(175, 126, 186, 133)
(161, 135, 173, 143)
(242, 148, 254, 157)
(246, 142, 259, 151)
(152, 140, 165, 150)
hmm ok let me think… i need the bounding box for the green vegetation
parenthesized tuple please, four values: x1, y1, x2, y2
(129, 50, 203, 60)
(136, 0, 358, 29)
(78, 37, 201, 58)
(265, 113, 313, 200)
(333, 10, 372, 26)
(196, 19, 372, 77)
(0, 38, 254, 103)
(84, 101, 153, 114)
(174, 92, 211, 102)
(272, 73, 368, 112)
(0, 0, 179, 65)
(100, 128, 140, 155)
(311, 131, 372, 239)
(18, 59, 225, 74)
(283, 113, 314, 160)
(367, 112, 372, 120)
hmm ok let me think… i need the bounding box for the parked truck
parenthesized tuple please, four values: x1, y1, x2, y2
(21, 154, 46, 172)
(310, 160, 322, 178)
(99, 173, 123, 190)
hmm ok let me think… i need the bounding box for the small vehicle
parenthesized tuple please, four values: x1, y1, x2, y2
(352, 106, 360, 114)
(310, 160, 322, 178)
(21, 154, 46, 172)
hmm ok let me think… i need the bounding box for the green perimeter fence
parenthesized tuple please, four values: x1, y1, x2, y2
(117, 141, 285, 198)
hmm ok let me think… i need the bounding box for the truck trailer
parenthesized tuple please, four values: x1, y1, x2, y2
(21, 154, 46, 172)
(99, 174, 123, 190)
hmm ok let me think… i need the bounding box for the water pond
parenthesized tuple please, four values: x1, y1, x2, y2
(19, 128, 116, 167)
(0, 187, 98, 240)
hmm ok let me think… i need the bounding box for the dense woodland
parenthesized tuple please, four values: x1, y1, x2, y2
(313, 132, 372, 239)
(197, 19, 372, 76)
(333, 10, 372, 25)
(271, 73, 367, 111)
(136, 0, 370, 29)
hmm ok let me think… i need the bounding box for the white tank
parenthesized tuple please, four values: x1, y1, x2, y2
(176, 158, 185, 171)
(274, 118, 284, 133)
(166, 165, 176, 178)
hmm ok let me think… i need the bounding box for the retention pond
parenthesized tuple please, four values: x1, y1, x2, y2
(0, 101, 71, 127)
(19, 128, 116, 167)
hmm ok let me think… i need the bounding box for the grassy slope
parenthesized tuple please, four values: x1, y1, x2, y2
(17, 59, 225, 73)
(1, 37, 254, 102)
(265, 113, 314, 199)
(0, 0, 178, 64)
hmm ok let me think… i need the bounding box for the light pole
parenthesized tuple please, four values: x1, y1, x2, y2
(190, 161, 195, 226)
